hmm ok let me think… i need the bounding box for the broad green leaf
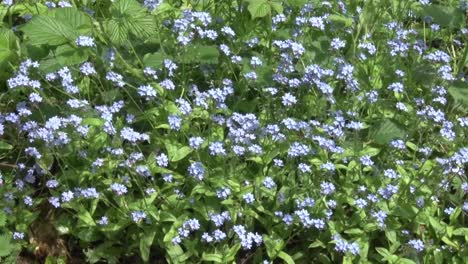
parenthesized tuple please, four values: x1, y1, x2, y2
(54, 7, 92, 35)
(359, 146, 381, 157)
(140, 231, 156, 262)
(0, 140, 13, 150)
(284, 0, 308, 8)
(143, 52, 168, 68)
(0, 211, 6, 227)
(442, 236, 460, 250)
(178, 45, 219, 64)
(420, 5, 463, 28)
(452, 228, 468, 236)
(77, 208, 96, 227)
(448, 80, 468, 110)
(106, 0, 156, 44)
(55, 44, 89, 65)
(270, 1, 283, 14)
(277, 251, 295, 264)
(0, 235, 14, 257)
(21, 15, 75, 45)
(106, 19, 129, 45)
(328, 14, 354, 27)
(371, 119, 406, 145)
(165, 141, 193, 162)
(248, 0, 271, 19)
(0, 27, 18, 64)
(376, 247, 391, 258)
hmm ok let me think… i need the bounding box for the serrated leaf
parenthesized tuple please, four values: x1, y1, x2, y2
(270, 1, 283, 14)
(107, 0, 156, 44)
(0, 27, 18, 64)
(54, 7, 92, 35)
(106, 19, 129, 45)
(248, 0, 271, 19)
(21, 15, 75, 46)
(0, 234, 14, 257)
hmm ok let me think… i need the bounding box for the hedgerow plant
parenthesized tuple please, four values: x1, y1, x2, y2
(0, 0, 467, 263)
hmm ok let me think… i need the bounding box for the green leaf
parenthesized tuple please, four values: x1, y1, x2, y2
(55, 44, 88, 65)
(452, 228, 468, 236)
(178, 45, 219, 64)
(328, 14, 354, 27)
(270, 1, 283, 14)
(0, 211, 6, 227)
(106, 19, 129, 45)
(143, 52, 168, 68)
(0, 140, 13, 150)
(54, 7, 92, 35)
(201, 253, 223, 263)
(277, 251, 295, 264)
(0, 234, 14, 257)
(371, 119, 406, 145)
(441, 236, 460, 250)
(21, 15, 75, 46)
(77, 208, 96, 227)
(0, 27, 18, 65)
(396, 258, 416, 264)
(165, 141, 192, 162)
(284, 0, 308, 8)
(359, 146, 380, 157)
(448, 80, 468, 110)
(140, 230, 156, 262)
(107, 0, 156, 44)
(308, 240, 326, 248)
(376, 247, 391, 258)
(248, 0, 271, 19)
(420, 5, 463, 28)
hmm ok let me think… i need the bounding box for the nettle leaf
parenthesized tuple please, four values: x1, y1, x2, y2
(21, 15, 75, 46)
(106, 19, 129, 45)
(371, 119, 406, 145)
(21, 7, 92, 46)
(0, 234, 14, 257)
(0, 27, 18, 64)
(248, 0, 271, 19)
(54, 7, 92, 34)
(106, 0, 156, 44)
